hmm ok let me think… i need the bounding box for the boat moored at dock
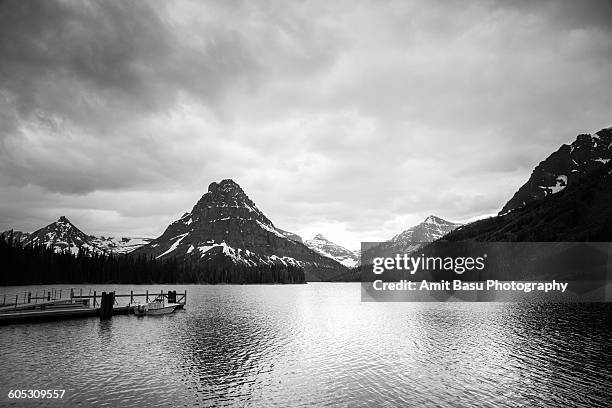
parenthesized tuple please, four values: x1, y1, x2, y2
(133, 297, 177, 316)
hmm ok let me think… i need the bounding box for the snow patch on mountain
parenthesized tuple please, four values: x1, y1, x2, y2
(539, 175, 567, 195)
(194, 241, 304, 267)
(90, 236, 153, 254)
(156, 233, 189, 259)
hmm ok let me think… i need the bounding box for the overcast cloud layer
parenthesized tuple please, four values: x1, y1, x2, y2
(1, 0, 611, 249)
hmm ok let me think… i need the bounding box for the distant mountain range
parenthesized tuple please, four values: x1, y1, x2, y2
(2, 181, 349, 282)
(297, 216, 462, 272)
(2, 217, 151, 255)
(0, 212, 472, 281)
(132, 179, 347, 281)
(500, 127, 612, 214)
(304, 234, 359, 267)
(3, 124, 611, 283)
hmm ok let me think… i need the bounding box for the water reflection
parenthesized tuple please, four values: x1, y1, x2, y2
(0, 284, 610, 407)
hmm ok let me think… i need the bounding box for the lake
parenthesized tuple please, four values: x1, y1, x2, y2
(0, 283, 610, 407)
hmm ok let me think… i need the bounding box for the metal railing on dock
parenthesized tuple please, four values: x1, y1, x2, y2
(0, 288, 75, 308)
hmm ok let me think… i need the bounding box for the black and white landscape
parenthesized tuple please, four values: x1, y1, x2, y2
(4, 128, 611, 284)
(1, 1, 611, 407)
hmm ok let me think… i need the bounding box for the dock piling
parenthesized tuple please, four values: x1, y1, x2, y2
(100, 292, 115, 320)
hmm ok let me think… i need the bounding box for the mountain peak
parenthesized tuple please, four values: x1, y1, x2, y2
(24, 216, 103, 255)
(422, 215, 457, 226)
(57, 216, 71, 224)
(313, 233, 328, 241)
(389, 216, 461, 245)
(208, 179, 243, 195)
(423, 215, 441, 223)
(193, 178, 272, 226)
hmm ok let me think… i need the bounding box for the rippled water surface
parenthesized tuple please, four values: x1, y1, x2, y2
(1, 283, 611, 407)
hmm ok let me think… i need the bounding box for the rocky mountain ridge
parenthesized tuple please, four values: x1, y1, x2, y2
(500, 127, 612, 214)
(446, 161, 612, 242)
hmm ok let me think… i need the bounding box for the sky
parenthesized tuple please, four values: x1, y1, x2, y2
(1, 0, 612, 250)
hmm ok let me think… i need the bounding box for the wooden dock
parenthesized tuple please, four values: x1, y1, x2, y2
(0, 289, 186, 325)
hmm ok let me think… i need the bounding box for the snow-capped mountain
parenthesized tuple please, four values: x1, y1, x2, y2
(304, 234, 359, 268)
(500, 127, 612, 214)
(390, 215, 462, 248)
(1, 221, 150, 255)
(22, 216, 104, 255)
(359, 215, 461, 266)
(90, 236, 153, 254)
(133, 179, 346, 281)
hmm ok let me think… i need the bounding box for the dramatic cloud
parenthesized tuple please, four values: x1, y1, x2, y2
(1, 0, 611, 249)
